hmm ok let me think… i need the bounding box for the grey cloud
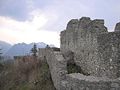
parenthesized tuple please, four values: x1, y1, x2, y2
(0, 0, 57, 21)
(43, 0, 120, 31)
(0, 0, 120, 31)
(0, 0, 31, 21)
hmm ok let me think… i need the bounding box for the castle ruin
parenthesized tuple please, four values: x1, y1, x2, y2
(61, 17, 120, 79)
(39, 17, 120, 90)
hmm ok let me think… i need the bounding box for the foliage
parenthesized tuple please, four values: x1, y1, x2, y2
(0, 48, 2, 61)
(31, 44, 37, 58)
(0, 57, 56, 90)
(0, 63, 3, 73)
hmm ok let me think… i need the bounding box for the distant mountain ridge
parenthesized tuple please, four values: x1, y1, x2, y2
(0, 41, 12, 55)
(4, 42, 55, 58)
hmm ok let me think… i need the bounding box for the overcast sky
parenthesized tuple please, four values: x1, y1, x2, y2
(0, 0, 120, 47)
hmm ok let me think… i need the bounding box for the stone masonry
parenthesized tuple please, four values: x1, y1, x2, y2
(38, 17, 120, 90)
(61, 17, 120, 79)
(39, 47, 120, 90)
(115, 22, 120, 32)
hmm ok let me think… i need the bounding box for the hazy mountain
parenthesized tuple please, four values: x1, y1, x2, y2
(4, 42, 55, 58)
(0, 41, 12, 55)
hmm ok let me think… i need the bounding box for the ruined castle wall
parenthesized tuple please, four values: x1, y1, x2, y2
(60, 29, 77, 52)
(39, 48, 120, 90)
(60, 17, 108, 77)
(74, 30, 100, 76)
(38, 48, 46, 60)
(37, 18, 120, 90)
(43, 49, 68, 90)
(65, 73, 120, 90)
(115, 22, 120, 32)
(97, 32, 120, 78)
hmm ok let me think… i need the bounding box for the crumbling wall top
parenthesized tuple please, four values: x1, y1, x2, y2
(115, 22, 120, 32)
(66, 19, 79, 30)
(66, 17, 91, 30)
(89, 19, 105, 26)
(66, 17, 108, 33)
(78, 17, 91, 29)
(87, 19, 108, 33)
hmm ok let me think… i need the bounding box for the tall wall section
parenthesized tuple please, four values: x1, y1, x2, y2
(97, 32, 120, 78)
(60, 17, 120, 79)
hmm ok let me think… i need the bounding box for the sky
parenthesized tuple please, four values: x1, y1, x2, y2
(0, 0, 120, 47)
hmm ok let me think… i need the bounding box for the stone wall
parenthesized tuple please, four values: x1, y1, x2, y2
(97, 32, 120, 78)
(38, 17, 120, 90)
(38, 47, 120, 90)
(115, 22, 120, 32)
(39, 48, 67, 90)
(60, 17, 120, 79)
(60, 17, 108, 78)
(38, 48, 46, 60)
(65, 73, 120, 90)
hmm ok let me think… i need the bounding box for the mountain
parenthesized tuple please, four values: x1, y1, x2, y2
(4, 42, 55, 58)
(0, 41, 12, 55)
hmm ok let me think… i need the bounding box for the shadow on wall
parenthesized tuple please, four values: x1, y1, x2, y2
(63, 51, 90, 76)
